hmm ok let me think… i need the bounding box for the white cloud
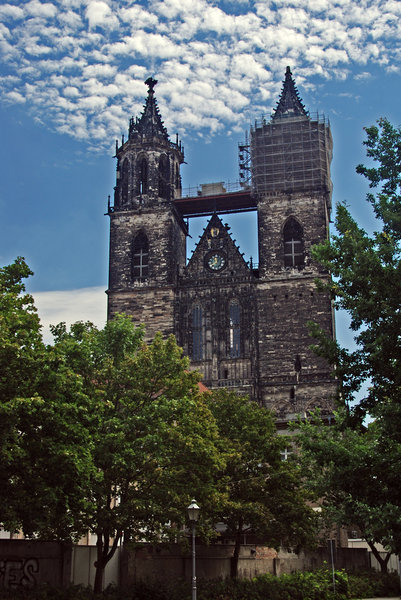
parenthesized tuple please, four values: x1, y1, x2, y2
(85, 0, 118, 30)
(25, 1, 58, 19)
(0, 4, 24, 19)
(33, 286, 106, 345)
(0, 0, 401, 146)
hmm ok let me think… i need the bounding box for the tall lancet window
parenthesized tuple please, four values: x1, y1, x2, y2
(158, 155, 170, 199)
(283, 218, 304, 267)
(121, 159, 129, 204)
(229, 302, 241, 358)
(136, 157, 148, 195)
(192, 305, 203, 361)
(132, 231, 149, 280)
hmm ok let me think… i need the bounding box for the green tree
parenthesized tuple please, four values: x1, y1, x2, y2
(206, 389, 317, 578)
(309, 118, 401, 426)
(0, 257, 43, 402)
(297, 413, 401, 572)
(0, 258, 94, 539)
(0, 257, 43, 530)
(301, 118, 401, 568)
(51, 316, 223, 593)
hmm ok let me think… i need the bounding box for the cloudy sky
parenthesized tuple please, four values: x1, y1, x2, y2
(1, 0, 400, 343)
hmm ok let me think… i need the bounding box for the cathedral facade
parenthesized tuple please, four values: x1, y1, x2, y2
(107, 69, 336, 421)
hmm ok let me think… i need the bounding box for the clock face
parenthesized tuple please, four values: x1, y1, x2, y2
(206, 252, 226, 271)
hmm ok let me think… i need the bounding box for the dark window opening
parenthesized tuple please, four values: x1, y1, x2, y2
(283, 218, 304, 267)
(121, 159, 129, 204)
(158, 155, 170, 200)
(192, 305, 203, 361)
(132, 232, 149, 279)
(229, 302, 241, 358)
(137, 157, 148, 195)
(175, 163, 180, 190)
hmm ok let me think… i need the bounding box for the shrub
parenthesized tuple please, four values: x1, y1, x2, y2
(347, 570, 399, 598)
(1, 568, 398, 600)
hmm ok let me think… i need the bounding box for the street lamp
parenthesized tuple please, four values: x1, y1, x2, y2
(187, 499, 200, 600)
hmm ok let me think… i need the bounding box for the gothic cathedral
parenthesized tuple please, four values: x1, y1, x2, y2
(107, 69, 336, 422)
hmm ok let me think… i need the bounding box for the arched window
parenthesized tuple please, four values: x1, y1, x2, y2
(229, 302, 241, 358)
(121, 159, 129, 204)
(175, 163, 180, 190)
(192, 305, 203, 361)
(283, 218, 304, 267)
(136, 157, 148, 195)
(132, 231, 149, 279)
(158, 155, 170, 199)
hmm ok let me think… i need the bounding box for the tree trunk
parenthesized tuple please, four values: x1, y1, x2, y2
(94, 531, 105, 594)
(367, 541, 391, 573)
(231, 518, 243, 579)
(93, 529, 122, 594)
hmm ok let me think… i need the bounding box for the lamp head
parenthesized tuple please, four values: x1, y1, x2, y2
(187, 499, 200, 523)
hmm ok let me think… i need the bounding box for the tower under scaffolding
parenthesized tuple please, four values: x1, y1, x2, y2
(250, 67, 332, 200)
(238, 131, 251, 189)
(251, 112, 332, 197)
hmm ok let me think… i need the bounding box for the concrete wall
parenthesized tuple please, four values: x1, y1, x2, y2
(120, 543, 371, 588)
(71, 545, 120, 589)
(0, 540, 392, 592)
(0, 540, 71, 591)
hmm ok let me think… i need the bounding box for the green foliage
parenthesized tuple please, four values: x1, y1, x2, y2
(304, 118, 401, 565)
(0, 258, 94, 539)
(297, 411, 401, 559)
(310, 118, 401, 423)
(206, 390, 317, 576)
(347, 570, 399, 598)
(50, 316, 223, 591)
(2, 570, 398, 600)
(0, 569, 359, 600)
(0, 257, 44, 402)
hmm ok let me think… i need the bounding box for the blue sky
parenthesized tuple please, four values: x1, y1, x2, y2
(0, 0, 400, 344)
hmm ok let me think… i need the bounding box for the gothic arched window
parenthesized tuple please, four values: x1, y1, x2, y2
(175, 163, 180, 190)
(136, 157, 148, 195)
(158, 155, 170, 200)
(283, 218, 304, 267)
(229, 302, 241, 358)
(132, 231, 149, 280)
(121, 159, 129, 204)
(192, 305, 203, 361)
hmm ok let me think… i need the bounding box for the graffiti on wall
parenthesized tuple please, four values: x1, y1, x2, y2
(0, 558, 39, 589)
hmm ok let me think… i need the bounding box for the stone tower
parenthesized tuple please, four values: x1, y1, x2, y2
(107, 69, 336, 421)
(107, 77, 187, 339)
(251, 67, 335, 418)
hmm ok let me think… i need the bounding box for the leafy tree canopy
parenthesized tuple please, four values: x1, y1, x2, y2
(298, 411, 401, 571)
(310, 118, 401, 426)
(0, 258, 94, 539)
(51, 316, 223, 592)
(206, 389, 317, 578)
(299, 119, 401, 570)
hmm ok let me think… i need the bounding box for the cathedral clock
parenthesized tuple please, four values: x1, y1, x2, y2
(205, 251, 227, 272)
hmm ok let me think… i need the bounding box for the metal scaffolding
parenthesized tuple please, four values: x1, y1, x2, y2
(250, 112, 333, 196)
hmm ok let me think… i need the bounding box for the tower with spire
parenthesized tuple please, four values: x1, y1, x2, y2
(106, 69, 336, 422)
(107, 78, 187, 339)
(250, 66, 335, 417)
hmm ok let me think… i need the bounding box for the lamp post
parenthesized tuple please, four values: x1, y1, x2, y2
(187, 499, 200, 600)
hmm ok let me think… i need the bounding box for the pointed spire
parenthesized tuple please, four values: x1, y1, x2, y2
(272, 66, 308, 120)
(129, 77, 169, 141)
